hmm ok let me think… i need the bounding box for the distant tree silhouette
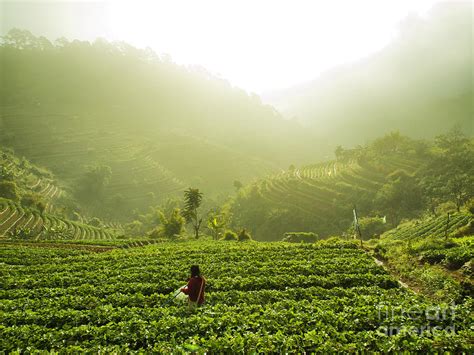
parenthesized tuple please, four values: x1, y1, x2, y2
(183, 188, 203, 239)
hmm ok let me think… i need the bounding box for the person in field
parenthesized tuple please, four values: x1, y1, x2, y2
(180, 265, 206, 309)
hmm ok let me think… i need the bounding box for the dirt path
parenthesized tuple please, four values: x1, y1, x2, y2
(371, 255, 415, 292)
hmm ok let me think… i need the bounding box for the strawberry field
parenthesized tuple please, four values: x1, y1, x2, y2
(1, 240, 472, 352)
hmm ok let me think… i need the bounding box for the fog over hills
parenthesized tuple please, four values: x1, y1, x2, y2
(263, 1, 472, 147)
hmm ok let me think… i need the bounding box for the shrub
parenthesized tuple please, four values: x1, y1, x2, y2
(125, 220, 144, 237)
(159, 208, 185, 239)
(415, 239, 458, 253)
(435, 201, 457, 215)
(9, 227, 35, 240)
(88, 217, 103, 227)
(419, 250, 446, 265)
(222, 230, 238, 241)
(148, 228, 162, 239)
(443, 247, 473, 270)
(348, 216, 389, 240)
(238, 229, 252, 242)
(465, 198, 474, 214)
(282, 232, 318, 243)
(21, 193, 45, 213)
(461, 260, 473, 277)
(0, 181, 19, 201)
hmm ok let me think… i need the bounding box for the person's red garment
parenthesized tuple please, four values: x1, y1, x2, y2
(181, 276, 206, 304)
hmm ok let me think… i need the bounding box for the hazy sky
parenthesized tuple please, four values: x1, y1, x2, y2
(1, 0, 444, 93)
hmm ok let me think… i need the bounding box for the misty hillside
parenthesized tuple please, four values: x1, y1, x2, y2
(226, 131, 474, 241)
(264, 2, 472, 146)
(0, 29, 323, 218)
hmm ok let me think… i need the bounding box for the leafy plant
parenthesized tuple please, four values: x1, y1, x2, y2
(282, 232, 318, 243)
(222, 230, 238, 241)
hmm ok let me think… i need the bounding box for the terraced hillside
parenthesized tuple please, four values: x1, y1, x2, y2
(1, 110, 187, 216)
(1, 240, 472, 352)
(228, 145, 424, 240)
(0, 107, 277, 219)
(369, 210, 474, 302)
(1, 148, 66, 214)
(381, 212, 473, 242)
(0, 199, 116, 240)
(0, 32, 314, 219)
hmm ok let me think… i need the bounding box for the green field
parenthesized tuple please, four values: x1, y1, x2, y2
(1, 240, 472, 353)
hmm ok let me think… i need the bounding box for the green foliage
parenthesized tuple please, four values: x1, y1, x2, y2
(237, 228, 252, 242)
(0, 241, 472, 352)
(420, 245, 473, 270)
(375, 212, 473, 302)
(375, 171, 424, 224)
(20, 193, 45, 213)
(465, 199, 474, 215)
(282, 232, 319, 243)
(9, 227, 35, 240)
(0, 165, 14, 180)
(42, 225, 74, 240)
(158, 208, 185, 240)
(75, 165, 112, 205)
(419, 129, 474, 213)
(125, 220, 144, 237)
(0, 180, 19, 201)
(222, 230, 238, 241)
(435, 201, 458, 215)
(233, 180, 243, 190)
(88, 217, 103, 228)
(350, 217, 389, 240)
(206, 211, 226, 240)
(183, 188, 203, 239)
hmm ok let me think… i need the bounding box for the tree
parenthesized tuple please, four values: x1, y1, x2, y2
(0, 181, 19, 201)
(222, 230, 238, 241)
(419, 129, 474, 212)
(233, 180, 243, 191)
(158, 208, 185, 239)
(207, 212, 226, 240)
(75, 165, 112, 204)
(182, 188, 203, 239)
(21, 193, 45, 213)
(334, 145, 345, 161)
(375, 171, 424, 224)
(238, 228, 252, 241)
(372, 131, 408, 154)
(88, 217, 103, 228)
(348, 217, 388, 240)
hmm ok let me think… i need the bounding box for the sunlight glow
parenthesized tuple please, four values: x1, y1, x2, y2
(103, 0, 442, 93)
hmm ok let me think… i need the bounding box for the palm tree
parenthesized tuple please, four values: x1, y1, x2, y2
(183, 188, 203, 239)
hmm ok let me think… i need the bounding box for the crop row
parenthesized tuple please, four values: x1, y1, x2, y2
(0, 200, 115, 240)
(382, 213, 472, 241)
(259, 156, 412, 218)
(1, 240, 472, 352)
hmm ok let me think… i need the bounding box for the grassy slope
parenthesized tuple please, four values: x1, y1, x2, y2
(368, 211, 473, 303)
(228, 148, 423, 240)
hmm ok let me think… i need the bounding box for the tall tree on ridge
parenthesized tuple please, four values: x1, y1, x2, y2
(183, 188, 203, 239)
